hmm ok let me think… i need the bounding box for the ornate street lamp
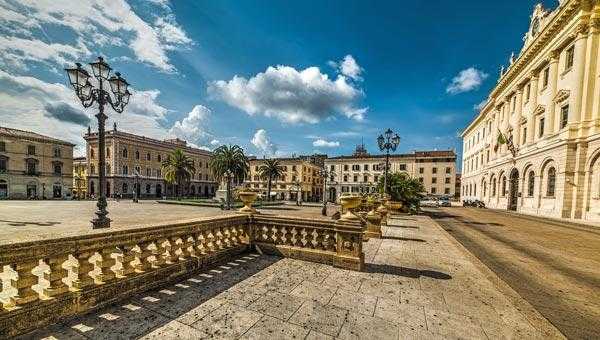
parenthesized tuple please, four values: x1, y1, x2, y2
(133, 169, 140, 203)
(377, 129, 400, 196)
(65, 56, 131, 229)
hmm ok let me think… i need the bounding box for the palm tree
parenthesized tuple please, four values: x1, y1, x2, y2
(209, 145, 249, 209)
(258, 159, 285, 201)
(161, 149, 196, 199)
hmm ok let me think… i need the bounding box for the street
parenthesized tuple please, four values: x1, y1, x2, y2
(426, 207, 600, 339)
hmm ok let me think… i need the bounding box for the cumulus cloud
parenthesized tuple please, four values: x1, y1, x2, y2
(312, 139, 340, 148)
(210, 139, 221, 146)
(446, 67, 488, 94)
(168, 105, 212, 144)
(329, 55, 363, 81)
(44, 102, 90, 126)
(0, 0, 192, 72)
(208, 63, 367, 124)
(251, 129, 277, 156)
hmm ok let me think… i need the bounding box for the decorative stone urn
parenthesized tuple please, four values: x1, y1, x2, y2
(339, 194, 362, 221)
(238, 190, 259, 214)
(389, 201, 403, 213)
(365, 208, 382, 238)
(376, 195, 389, 226)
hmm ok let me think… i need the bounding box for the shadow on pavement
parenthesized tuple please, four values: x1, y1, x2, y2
(0, 219, 61, 227)
(365, 263, 452, 280)
(381, 235, 426, 242)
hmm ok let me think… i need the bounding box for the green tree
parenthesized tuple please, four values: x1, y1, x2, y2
(377, 172, 425, 212)
(258, 159, 285, 201)
(209, 145, 249, 209)
(161, 149, 196, 199)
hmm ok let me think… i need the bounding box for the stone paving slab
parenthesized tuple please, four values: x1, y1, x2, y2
(17, 214, 561, 339)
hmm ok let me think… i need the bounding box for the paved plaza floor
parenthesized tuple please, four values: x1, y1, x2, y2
(18, 215, 562, 339)
(0, 201, 336, 245)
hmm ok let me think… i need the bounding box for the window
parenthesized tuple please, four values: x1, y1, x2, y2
(486, 150, 490, 162)
(363, 175, 368, 182)
(146, 184, 151, 194)
(432, 167, 437, 174)
(565, 46, 574, 71)
(542, 68, 549, 88)
(492, 178, 497, 196)
(528, 171, 535, 196)
(343, 165, 348, 171)
(53, 147, 61, 157)
(26, 159, 36, 174)
(539, 117, 545, 137)
(419, 167, 424, 174)
(157, 169, 161, 177)
(53, 163, 61, 175)
(106, 148, 110, 158)
(353, 175, 358, 182)
(292, 165, 297, 171)
(547, 167, 556, 197)
(419, 177, 424, 183)
(432, 178, 437, 184)
(431, 187, 436, 194)
(525, 83, 531, 101)
(501, 176, 507, 196)
(330, 165, 335, 171)
(27, 145, 35, 155)
(445, 167, 451, 174)
(445, 177, 451, 184)
(135, 151, 140, 160)
(106, 164, 111, 175)
(122, 148, 128, 158)
(122, 183, 128, 193)
(560, 105, 569, 129)
(157, 154, 162, 162)
(90, 164, 95, 174)
(374, 175, 379, 182)
(0, 156, 6, 172)
(122, 165, 128, 175)
(364, 164, 369, 171)
(522, 127, 527, 144)
(0, 141, 5, 152)
(399, 164, 406, 171)
(352, 164, 360, 171)
(146, 153, 151, 161)
(146, 168, 151, 177)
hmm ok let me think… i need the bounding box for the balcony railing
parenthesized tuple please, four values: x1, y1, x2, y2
(0, 214, 363, 337)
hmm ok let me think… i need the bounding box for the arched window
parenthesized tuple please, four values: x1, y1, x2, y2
(135, 150, 140, 160)
(146, 153, 151, 161)
(122, 148, 128, 158)
(483, 182, 487, 196)
(547, 167, 556, 197)
(157, 154, 162, 162)
(122, 183, 128, 193)
(527, 171, 535, 197)
(501, 176, 506, 196)
(492, 178, 497, 196)
(53, 163, 62, 175)
(106, 148, 110, 158)
(106, 164, 111, 175)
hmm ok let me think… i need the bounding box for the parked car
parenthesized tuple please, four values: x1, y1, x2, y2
(420, 197, 439, 207)
(439, 198, 451, 207)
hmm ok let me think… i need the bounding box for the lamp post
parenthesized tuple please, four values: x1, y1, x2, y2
(65, 56, 131, 229)
(133, 170, 140, 203)
(318, 168, 335, 216)
(377, 129, 400, 196)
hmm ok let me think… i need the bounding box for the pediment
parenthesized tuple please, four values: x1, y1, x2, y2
(553, 89, 570, 103)
(534, 105, 546, 115)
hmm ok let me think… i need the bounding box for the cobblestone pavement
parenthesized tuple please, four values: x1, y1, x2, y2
(19, 215, 560, 339)
(0, 201, 338, 245)
(427, 207, 600, 340)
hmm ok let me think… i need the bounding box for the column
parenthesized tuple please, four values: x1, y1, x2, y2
(591, 17, 600, 122)
(514, 89, 523, 145)
(546, 50, 559, 134)
(570, 24, 590, 124)
(527, 74, 539, 144)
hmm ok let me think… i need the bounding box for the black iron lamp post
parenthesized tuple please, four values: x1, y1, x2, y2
(377, 129, 400, 195)
(133, 170, 140, 203)
(65, 56, 131, 229)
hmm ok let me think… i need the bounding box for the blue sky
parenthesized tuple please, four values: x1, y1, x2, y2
(0, 0, 556, 166)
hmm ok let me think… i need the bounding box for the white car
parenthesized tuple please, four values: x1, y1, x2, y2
(420, 198, 439, 207)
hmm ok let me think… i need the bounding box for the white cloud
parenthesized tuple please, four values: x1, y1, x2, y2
(0, 0, 191, 72)
(446, 67, 488, 94)
(208, 64, 367, 124)
(312, 139, 340, 148)
(474, 99, 487, 111)
(328, 55, 363, 81)
(210, 139, 220, 146)
(168, 105, 211, 144)
(331, 131, 361, 138)
(251, 129, 277, 156)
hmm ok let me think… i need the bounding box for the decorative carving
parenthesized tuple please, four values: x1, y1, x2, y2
(534, 104, 546, 115)
(553, 89, 570, 103)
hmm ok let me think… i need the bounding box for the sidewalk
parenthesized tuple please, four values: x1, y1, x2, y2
(19, 215, 563, 339)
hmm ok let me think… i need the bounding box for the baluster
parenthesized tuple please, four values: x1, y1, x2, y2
(4, 261, 39, 308)
(270, 226, 279, 243)
(222, 227, 232, 248)
(214, 228, 224, 250)
(160, 238, 176, 264)
(42, 255, 69, 298)
(169, 236, 182, 261)
(238, 225, 248, 243)
(260, 225, 269, 242)
(71, 251, 94, 290)
(196, 233, 207, 255)
(229, 226, 239, 245)
(94, 247, 116, 284)
(181, 235, 194, 258)
(115, 244, 136, 278)
(323, 231, 336, 251)
(300, 228, 309, 247)
(134, 242, 153, 272)
(152, 240, 167, 267)
(313, 229, 323, 250)
(290, 227, 299, 246)
(280, 226, 289, 245)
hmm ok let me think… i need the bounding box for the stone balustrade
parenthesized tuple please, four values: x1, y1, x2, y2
(0, 214, 363, 337)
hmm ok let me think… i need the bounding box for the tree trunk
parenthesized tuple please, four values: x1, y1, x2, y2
(226, 175, 231, 210)
(267, 176, 272, 201)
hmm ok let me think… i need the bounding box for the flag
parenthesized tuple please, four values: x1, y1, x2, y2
(494, 129, 506, 152)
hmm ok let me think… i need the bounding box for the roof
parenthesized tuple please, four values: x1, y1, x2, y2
(85, 130, 212, 156)
(327, 150, 456, 161)
(0, 126, 75, 146)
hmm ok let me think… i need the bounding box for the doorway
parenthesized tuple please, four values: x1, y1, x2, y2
(508, 169, 519, 211)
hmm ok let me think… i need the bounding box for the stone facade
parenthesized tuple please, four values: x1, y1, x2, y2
(461, 1, 600, 220)
(84, 125, 217, 199)
(246, 157, 324, 202)
(72, 156, 87, 199)
(324, 147, 457, 202)
(0, 126, 74, 199)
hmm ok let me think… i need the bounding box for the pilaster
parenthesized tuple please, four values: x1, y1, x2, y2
(546, 50, 559, 134)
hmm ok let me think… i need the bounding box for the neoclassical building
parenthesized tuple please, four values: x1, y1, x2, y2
(246, 156, 324, 202)
(0, 126, 74, 199)
(461, 1, 600, 220)
(85, 124, 217, 199)
(325, 145, 456, 202)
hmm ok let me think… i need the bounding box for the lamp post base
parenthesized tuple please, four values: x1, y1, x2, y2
(92, 196, 111, 229)
(91, 217, 111, 229)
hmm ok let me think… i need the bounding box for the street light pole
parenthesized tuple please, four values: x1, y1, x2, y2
(133, 170, 139, 203)
(318, 167, 334, 216)
(377, 129, 401, 196)
(65, 57, 131, 229)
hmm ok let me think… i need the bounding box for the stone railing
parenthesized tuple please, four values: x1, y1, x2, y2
(0, 214, 363, 337)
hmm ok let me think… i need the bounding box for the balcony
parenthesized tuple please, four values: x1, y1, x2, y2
(0, 214, 363, 337)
